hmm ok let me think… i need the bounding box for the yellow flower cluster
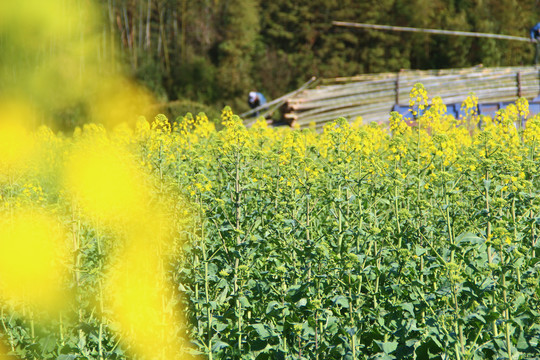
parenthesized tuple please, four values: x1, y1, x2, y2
(409, 83, 429, 117)
(3, 84, 540, 359)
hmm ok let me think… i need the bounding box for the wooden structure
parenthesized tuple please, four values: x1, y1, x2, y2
(282, 66, 540, 129)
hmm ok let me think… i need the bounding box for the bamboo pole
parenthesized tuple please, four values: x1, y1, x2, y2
(289, 85, 397, 107)
(283, 65, 540, 128)
(292, 70, 538, 103)
(290, 91, 396, 112)
(290, 89, 537, 127)
(333, 21, 531, 42)
(292, 71, 538, 106)
(322, 65, 538, 84)
(289, 85, 533, 123)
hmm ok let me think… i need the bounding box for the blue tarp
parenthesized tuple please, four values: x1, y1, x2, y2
(392, 100, 540, 121)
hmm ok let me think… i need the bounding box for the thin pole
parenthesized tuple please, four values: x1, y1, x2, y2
(333, 21, 531, 42)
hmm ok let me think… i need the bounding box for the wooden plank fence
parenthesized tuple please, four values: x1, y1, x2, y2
(283, 66, 540, 129)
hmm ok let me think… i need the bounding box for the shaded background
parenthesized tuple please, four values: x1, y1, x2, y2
(106, 0, 540, 110)
(2, 0, 540, 127)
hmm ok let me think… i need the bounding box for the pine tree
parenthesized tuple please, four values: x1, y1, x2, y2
(216, 0, 260, 109)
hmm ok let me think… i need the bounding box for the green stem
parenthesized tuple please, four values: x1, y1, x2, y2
(499, 243, 512, 360)
(337, 183, 344, 258)
(511, 197, 521, 285)
(233, 150, 242, 353)
(30, 309, 35, 360)
(373, 241, 380, 308)
(444, 184, 454, 261)
(59, 312, 65, 346)
(306, 187, 312, 281)
(96, 230, 104, 360)
(348, 271, 356, 358)
(452, 284, 465, 357)
(393, 162, 402, 247)
(483, 164, 498, 337)
(72, 207, 85, 347)
(98, 323, 103, 360)
(200, 196, 213, 360)
(1, 307, 15, 352)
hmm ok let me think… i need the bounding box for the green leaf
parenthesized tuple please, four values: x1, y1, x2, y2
(38, 335, 57, 354)
(239, 296, 251, 308)
(332, 295, 349, 308)
(455, 232, 484, 245)
(466, 312, 487, 326)
(216, 286, 229, 305)
(326, 316, 339, 335)
(266, 301, 280, 314)
(516, 331, 529, 351)
(415, 245, 428, 256)
(401, 303, 414, 317)
(211, 340, 230, 352)
(373, 354, 397, 360)
(212, 320, 228, 333)
(251, 324, 271, 339)
(375, 341, 399, 354)
(57, 356, 77, 360)
(513, 294, 526, 310)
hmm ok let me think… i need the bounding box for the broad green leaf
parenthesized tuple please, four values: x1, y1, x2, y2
(251, 324, 271, 339)
(57, 356, 77, 360)
(239, 295, 251, 308)
(332, 295, 349, 308)
(375, 340, 399, 354)
(211, 340, 230, 352)
(401, 303, 414, 317)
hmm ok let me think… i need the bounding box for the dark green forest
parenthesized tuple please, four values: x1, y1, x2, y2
(98, 0, 540, 113)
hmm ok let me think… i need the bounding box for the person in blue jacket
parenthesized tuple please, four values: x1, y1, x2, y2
(530, 22, 540, 65)
(248, 91, 266, 117)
